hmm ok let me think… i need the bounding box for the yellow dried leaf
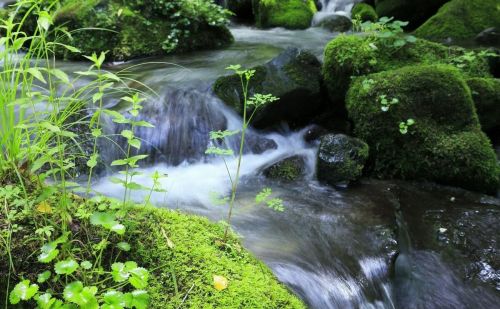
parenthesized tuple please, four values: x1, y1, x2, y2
(36, 201, 53, 214)
(161, 227, 174, 249)
(213, 275, 228, 291)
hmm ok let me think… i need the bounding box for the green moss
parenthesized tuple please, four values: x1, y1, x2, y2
(128, 207, 305, 308)
(253, 0, 317, 29)
(352, 3, 378, 22)
(322, 34, 492, 106)
(0, 192, 304, 308)
(467, 78, 500, 132)
(415, 0, 500, 43)
(346, 64, 499, 194)
(11, 0, 233, 61)
(263, 156, 305, 182)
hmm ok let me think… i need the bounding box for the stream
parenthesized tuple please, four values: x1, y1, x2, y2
(6, 0, 499, 306)
(83, 25, 500, 308)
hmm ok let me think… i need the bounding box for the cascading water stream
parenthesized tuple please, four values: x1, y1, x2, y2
(312, 0, 361, 28)
(51, 26, 499, 308)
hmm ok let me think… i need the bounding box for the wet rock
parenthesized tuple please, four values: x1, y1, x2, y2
(213, 47, 324, 129)
(245, 135, 278, 154)
(263, 155, 307, 182)
(302, 125, 328, 143)
(395, 182, 500, 291)
(475, 28, 500, 47)
(316, 134, 369, 186)
(314, 14, 352, 32)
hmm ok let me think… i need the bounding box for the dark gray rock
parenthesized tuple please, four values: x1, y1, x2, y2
(213, 47, 324, 129)
(475, 28, 500, 47)
(316, 134, 369, 186)
(315, 14, 352, 32)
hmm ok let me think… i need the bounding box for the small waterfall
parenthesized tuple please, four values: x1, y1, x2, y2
(313, 0, 361, 27)
(318, 0, 360, 14)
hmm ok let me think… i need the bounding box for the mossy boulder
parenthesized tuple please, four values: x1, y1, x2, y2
(213, 48, 323, 129)
(374, 0, 449, 30)
(346, 64, 499, 194)
(263, 155, 307, 182)
(316, 134, 369, 186)
(415, 0, 500, 44)
(0, 195, 305, 308)
(467, 78, 500, 132)
(128, 207, 306, 308)
(351, 3, 378, 22)
(322, 34, 492, 110)
(13, 0, 233, 61)
(253, 0, 317, 29)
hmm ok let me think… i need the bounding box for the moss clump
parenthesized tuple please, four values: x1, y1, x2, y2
(415, 0, 500, 43)
(352, 3, 378, 22)
(0, 188, 305, 308)
(346, 64, 499, 194)
(467, 78, 500, 132)
(374, 0, 449, 30)
(128, 208, 306, 308)
(253, 0, 317, 29)
(13, 0, 233, 61)
(322, 34, 492, 106)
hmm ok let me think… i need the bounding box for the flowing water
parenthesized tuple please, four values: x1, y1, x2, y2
(5, 6, 497, 305)
(83, 24, 500, 308)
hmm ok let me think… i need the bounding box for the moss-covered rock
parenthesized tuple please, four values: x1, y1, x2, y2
(415, 0, 500, 44)
(316, 133, 369, 186)
(13, 0, 233, 61)
(346, 64, 499, 194)
(322, 34, 492, 109)
(263, 155, 306, 182)
(213, 48, 323, 129)
(375, 0, 449, 30)
(351, 3, 378, 22)
(128, 207, 306, 308)
(467, 78, 500, 132)
(253, 0, 317, 29)
(0, 193, 305, 308)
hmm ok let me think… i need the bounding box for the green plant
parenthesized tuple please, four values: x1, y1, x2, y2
(359, 17, 417, 49)
(399, 118, 415, 134)
(206, 65, 283, 241)
(378, 94, 399, 112)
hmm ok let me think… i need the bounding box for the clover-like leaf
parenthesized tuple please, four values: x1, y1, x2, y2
(126, 290, 149, 309)
(9, 280, 39, 304)
(63, 281, 98, 308)
(55, 259, 79, 275)
(81, 261, 92, 270)
(37, 270, 51, 283)
(38, 243, 59, 263)
(117, 242, 131, 251)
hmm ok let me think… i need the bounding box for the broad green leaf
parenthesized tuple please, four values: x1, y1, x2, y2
(90, 212, 116, 229)
(37, 11, 52, 31)
(129, 267, 149, 289)
(55, 259, 79, 275)
(110, 223, 125, 235)
(27, 67, 46, 84)
(9, 280, 39, 304)
(81, 261, 92, 270)
(37, 270, 51, 283)
(50, 69, 69, 84)
(38, 243, 59, 263)
(116, 242, 131, 251)
(111, 263, 129, 282)
(125, 290, 149, 309)
(63, 281, 98, 308)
